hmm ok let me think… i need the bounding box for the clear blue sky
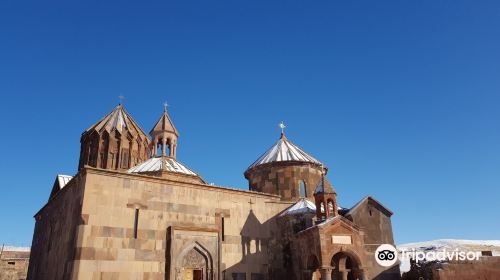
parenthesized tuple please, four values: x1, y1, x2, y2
(1, 0, 499, 246)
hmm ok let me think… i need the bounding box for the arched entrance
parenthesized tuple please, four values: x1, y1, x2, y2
(176, 243, 213, 280)
(331, 252, 363, 280)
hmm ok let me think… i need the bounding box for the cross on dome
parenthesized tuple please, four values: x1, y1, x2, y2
(279, 121, 286, 135)
(118, 95, 125, 105)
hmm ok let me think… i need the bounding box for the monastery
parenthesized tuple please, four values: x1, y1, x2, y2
(27, 104, 400, 280)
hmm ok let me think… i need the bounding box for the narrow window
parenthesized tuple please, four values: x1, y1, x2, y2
(133, 208, 139, 239)
(299, 180, 307, 198)
(328, 201, 334, 215)
(221, 217, 225, 242)
(8, 261, 15, 265)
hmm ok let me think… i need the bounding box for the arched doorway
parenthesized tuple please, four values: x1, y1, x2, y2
(177, 243, 213, 280)
(331, 252, 362, 280)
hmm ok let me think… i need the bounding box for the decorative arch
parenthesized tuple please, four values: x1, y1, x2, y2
(330, 250, 364, 280)
(175, 241, 214, 280)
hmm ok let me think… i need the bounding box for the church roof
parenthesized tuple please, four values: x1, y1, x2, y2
(279, 198, 317, 216)
(128, 157, 198, 176)
(280, 198, 344, 217)
(247, 134, 323, 171)
(84, 104, 149, 140)
(149, 109, 179, 136)
(314, 174, 335, 194)
(55, 175, 72, 190)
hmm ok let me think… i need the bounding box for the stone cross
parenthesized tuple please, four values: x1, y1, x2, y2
(163, 101, 169, 112)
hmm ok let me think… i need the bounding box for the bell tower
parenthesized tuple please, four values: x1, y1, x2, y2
(150, 103, 179, 158)
(314, 168, 338, 221)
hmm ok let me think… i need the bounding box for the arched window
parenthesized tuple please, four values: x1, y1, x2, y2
(298, 180, 307, 198)
(327, 200, 335, 215)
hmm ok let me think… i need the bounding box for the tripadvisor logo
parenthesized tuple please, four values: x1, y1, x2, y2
(375, 243, 482, 267)
(375, 244, 398, 267)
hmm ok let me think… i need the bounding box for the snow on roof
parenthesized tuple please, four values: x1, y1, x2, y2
(280, 198, 343, 217)
(1, 246, 30, 252)
(247, 134, 322, 171)
(128, 157, 198, 176)
(280, 198, 317, 216)
(56, 175, 73, 190)
(84, 104, 149, 141)
(398, 239, 500, 251)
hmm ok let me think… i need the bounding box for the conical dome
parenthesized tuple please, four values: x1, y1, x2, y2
(78, 104, 151, 171)
(84, 104, 149, 141)
(246, 134, 323, 171)
(149, 110, 179, 136)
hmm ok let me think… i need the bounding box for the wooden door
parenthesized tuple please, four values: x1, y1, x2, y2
(193, 269, 203, 280)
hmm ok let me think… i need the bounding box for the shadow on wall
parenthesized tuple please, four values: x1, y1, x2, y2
(222, 209, 288, 280)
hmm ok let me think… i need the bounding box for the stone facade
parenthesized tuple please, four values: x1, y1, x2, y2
(244, 162, 331, 201)
(0, 247, 29, 280)
(401, 256, 500, 280)
(27, 104, 399, 280)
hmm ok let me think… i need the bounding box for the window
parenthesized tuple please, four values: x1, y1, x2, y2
(7, 261, 15, 265)
(133, 209, 139, 239)
(298, 180, 307, 198)
(328, 200, 334, 214)
(221, 217, 225, 242)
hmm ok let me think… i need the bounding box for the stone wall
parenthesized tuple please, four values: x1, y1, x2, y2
(244, 162, 331, 201)
(345, 198, 400, 280)
(436, 257, 500, 280)
(0, 249, 29, 280)
(27, 172, 86, 280)
(29, 167, 291, 280)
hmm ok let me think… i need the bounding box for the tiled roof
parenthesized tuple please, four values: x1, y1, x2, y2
(149, 110, 178, 136)
(128, 157, 198, 176)
(84, 104, 149, 141)
(280, 198, 317, 216)
(247, 134, 322, 171)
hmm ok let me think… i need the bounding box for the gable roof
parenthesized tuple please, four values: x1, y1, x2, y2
(49, 174, 73, 198)
(346, 196, 393, 217)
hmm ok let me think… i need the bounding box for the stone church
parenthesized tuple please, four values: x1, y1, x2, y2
(27, 104, 400, 280)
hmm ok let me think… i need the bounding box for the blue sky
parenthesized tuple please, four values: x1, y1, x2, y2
(0, 0, 499, 246)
